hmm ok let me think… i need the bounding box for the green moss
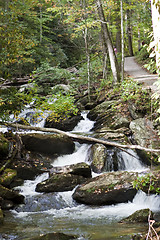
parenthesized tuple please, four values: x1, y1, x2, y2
(0, 169, 17, 187)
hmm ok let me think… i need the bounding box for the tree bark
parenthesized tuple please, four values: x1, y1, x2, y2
(96, 0, 120, 84)
(121, 0, 124, 81)
(1, 122, 160, 154)
(151, 0, 160, 71)
(126, 7, 134, 56)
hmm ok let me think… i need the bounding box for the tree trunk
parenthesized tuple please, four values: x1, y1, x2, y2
(1, 121, 160, 154)
(126, 8, 134, 56)
(96, 0, 120, 84)
(115, 0, 121, 54)
(40, 5, 43, 43)
(151, 0, 160, 71)
(81, 0, 91, 101)
(121, 0, 124, 81)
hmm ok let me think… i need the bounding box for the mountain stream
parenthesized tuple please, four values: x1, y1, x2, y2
(0, 112, 160, 240)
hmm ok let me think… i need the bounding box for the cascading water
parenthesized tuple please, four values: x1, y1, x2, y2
(0, 111, 160, 240)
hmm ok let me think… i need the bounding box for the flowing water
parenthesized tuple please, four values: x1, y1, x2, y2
(0, 111, 160, 240)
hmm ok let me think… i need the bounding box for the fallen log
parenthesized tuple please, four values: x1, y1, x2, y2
(0, 121, 160, 154)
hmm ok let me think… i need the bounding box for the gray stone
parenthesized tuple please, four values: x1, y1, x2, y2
(130, 118, 160, 149)
(120, 208, 153, 223)
(21, 133, 75, 155)
(89, 144, 107, 173)
(36, 173, 87, 193)
(72, 171, 137, 205)
(49, 162, 91, 178)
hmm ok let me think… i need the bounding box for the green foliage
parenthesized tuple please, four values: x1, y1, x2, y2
(0, 79, 78, 122)
(132, 173, 160, 194)
(38, 94, 78, 122)
(120, 78, 148, 102)
(32, 62, 74, 95)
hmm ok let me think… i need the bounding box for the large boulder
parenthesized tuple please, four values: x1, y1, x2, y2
(120, 208, 153, 223)
(11, 150, 54, 181)
(36, 173, 88, 193)
(72, 171, 137, 205)
(130, 118, 160, 149)
(49, 162, 91, 178)
(89, 144, 119, 173)
(21, 133, 75, 155)
(0, 184, 24, 209)
(44, 113, 82, 131)
(87, 100, 130, 143)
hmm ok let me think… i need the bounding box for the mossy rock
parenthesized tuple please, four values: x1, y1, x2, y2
(0, 133, 9, 159)
(21, 133, 75, 155)
(73, 171, 138, 205)
(0, 184, 24, 204)
(89, 144, 107, 173)
(120, 208, 153, 223)
(0, 169, 17, 187)
(36, 173, 87, 193)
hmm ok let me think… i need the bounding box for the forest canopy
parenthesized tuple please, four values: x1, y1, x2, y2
(0, 0, 159, 121)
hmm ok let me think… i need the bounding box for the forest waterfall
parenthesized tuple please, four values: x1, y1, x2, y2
(1, 111, 160, 240)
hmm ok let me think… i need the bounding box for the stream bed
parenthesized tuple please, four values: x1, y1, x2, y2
(0, 112, 160, 240)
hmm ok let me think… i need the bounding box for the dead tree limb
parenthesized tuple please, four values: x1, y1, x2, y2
(0, 121, 160, 154)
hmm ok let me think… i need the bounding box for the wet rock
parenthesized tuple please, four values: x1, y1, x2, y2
(0, 184, 24, 205)
(0, 207, 3, 224)
(0, 133, 9, 160)
(120, 208, 153, 223)
(49, 162, 91, 178)
(44, 113, 82, 131)
(87, 100, 130, 143)
(21, 133, 75, 155)
(36, 173, 88, 193)
(72, 171, 137, 205)
(89, 144, 107, 173)
(25, 232, 76, 240)
(128, 101, 144, 120)
(76, 94, 97, 110)
(11, 150, 53, 180)
(0, 168, 17, 188)
(130, 118, 160, 149)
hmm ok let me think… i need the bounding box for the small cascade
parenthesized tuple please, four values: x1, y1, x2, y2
(52, 143, 90, 167)
(117, 149, 147, 172)
(14, 173, 49, 197)
(72, 111, 95, 133)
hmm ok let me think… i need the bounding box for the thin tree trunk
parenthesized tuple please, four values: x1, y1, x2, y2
(121, 0, 124, 81)
(96, 0, 120, 84)
(40, 5, 43, 43)
(84, 27, 91, 102)
(151, 0, 160, 71)
(81, 0, 91, 102)
(1, 121, 160, 154)
(115, 0, 121, 54)
(100, 28, 108, 79)
(126, 8, 134, 56)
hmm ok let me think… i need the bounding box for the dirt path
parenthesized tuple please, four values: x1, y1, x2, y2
(124, 56, 158, 92)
